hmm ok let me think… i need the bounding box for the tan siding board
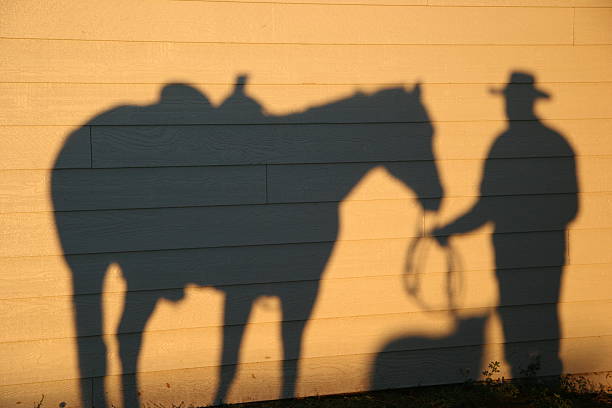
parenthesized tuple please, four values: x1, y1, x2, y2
(578, 157, 612, 194)
(569, 228, 612, 264)
(430, 1, 612, 5)
(173, 0, 428, 3)
(429, 0, 573, 5)
(0, 162, 583, 214)
(201, 0, 428, 4)
(372, 335, 612, 393)
(426, 193, 612, 229)
(2, 82, 611, 126)
(268, 157, 584, 203)
(0, 166, 267, 213)
(1, 304, 610, 385)
(91, 123, 436, 168)
(0, 242, 344, 299)
(425, 193, 577, 233)
(424, 194, 606, 235)
(0, 378, 91, 408)
(0, 231, 581, 300)
(1, 194, 606, 256)
(573, 192, 612, 229)
(181, 0, 610, 5)
(1, 3, 573, 44)
(93, 119, 612, 167)
(1, 118, 609, 171)
(0, 200, 422, 257)
(574, 0, 612, 5)
(575, 8, 612, 44)
(0, 126, 91, 170)
(5, 40, 612, 84)
(424, 82, 612, 123)
(90, 338, 612, 408)
(2, 267, 610, 342)
(9, 342, 604, 408)
(436, 119, 612, 160)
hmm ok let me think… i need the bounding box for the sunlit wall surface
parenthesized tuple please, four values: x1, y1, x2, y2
(1, 1, 612, 407)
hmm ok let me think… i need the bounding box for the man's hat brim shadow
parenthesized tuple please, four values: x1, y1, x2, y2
(489, 71, 550, 99)
(489, 85, 550, 99)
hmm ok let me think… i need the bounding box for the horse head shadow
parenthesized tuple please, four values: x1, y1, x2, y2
(51, 75, 443, 407)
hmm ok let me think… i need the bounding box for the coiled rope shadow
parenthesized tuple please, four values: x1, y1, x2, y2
(403, 212, 464, 313)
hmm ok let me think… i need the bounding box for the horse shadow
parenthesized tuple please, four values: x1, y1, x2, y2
(51, 75, 443, 407)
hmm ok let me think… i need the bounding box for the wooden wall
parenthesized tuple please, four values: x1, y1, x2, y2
(1, 1, 612, 407)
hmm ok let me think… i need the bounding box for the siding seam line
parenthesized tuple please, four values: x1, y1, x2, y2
(90, 377, 94, 408)
(89, 126, 93, 169)
(572, 7, 576, 46)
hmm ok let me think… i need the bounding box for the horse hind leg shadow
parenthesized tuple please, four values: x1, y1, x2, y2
(116, 288, 159, 408)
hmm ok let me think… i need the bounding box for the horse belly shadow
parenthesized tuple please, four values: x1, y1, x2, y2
(95, 238, 334, 406)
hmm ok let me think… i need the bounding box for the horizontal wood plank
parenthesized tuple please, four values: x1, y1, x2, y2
(429, 192, 612, 233)
(372, 335, 612, 392)
(1, 305, 610, 385)
(1, 194, 608, 257)
(91, 119, 612, 167)
(0, 231, 590, 299)
(4, 146, 612, 213)
(1, 266, 610, 342)
(429, 0, 612, 5)
(0, 126, 90, 170)
(0, 200, 422, 257)
(429, 0, 572, 5)
(436, 118, 612, 160)
(0, 378, 90, 408)
(425, 193, 579, 234)
(5, 343, 610, 408)
(5, 40, 612, 84)
(575, 8, 612, 44)
(0, 166, 266, 212)
(2, 82, 611, 126)
(2, 119, 608, 171)
(91, 123, 435, 168)
(569, 228, 612, 265)
(0, 3, 573, 44)
(91, 336, 612, 408)
(268, 157, 584, 203)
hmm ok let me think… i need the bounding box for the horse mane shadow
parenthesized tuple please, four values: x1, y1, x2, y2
(52, 75, 443, 407)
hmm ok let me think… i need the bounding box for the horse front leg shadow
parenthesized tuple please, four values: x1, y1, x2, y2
(213, 292, 254, 405)
(279, 283, 319, 399)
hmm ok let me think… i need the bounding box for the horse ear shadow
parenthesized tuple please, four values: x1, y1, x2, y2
(412, 82, 422, 97)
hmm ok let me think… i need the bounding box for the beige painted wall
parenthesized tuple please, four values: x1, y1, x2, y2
(1, 1, 611, 407)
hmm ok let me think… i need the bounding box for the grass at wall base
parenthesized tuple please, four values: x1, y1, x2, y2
(29, 362, 612, 408)
(224, 362, 612, 408)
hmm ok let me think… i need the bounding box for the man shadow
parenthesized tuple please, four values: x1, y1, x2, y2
(372, 71, 579, 387)
(52, 75, 443, 407)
